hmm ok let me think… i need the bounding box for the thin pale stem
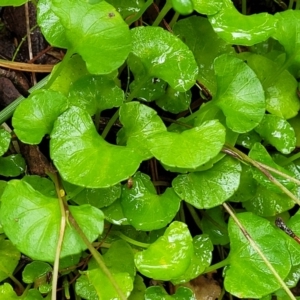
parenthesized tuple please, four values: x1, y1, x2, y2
(186, 203, 202, 231)
(203, 257, 230, 274)
(152, 0, 172, 26)
(241, 0, 247, 14)
(126, 0, 153, 25)
(51, 174, 67, 300)
(223, 202, 297, 300)
(9, 274, 24, 293)
(114, 231, 150, 248)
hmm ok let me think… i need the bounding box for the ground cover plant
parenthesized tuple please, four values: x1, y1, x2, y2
(1, 0, 300, 299)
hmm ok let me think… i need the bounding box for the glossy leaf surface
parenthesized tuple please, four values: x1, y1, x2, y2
(135, 221, 193, 280)
(128, 26, 198, 92)
(208, 0, 276, 45)
(172, 235, 213, 284)
(173, 16, 234, 96)
(0, 155, 25, 177)
(0, 130, 10, 157)
(243, 185, 294, 216)
(38, 0, 131, 74)
(225, 212, 291, 298)
(249, 143, 295, 193)
(121, 172, 181, 230)
(0, 283, 43, 300)
(102, 198, 129, 225)
(51, 106, 142, 188)
(0, 180, 104, 261)
(242, 53, 300, 119)
(213, 54, 265, 133)
(192, 0, 222, 15)
(0, 236, 20, 282)
(106, 0, 146, 19)
(13, 90, 68, 144)
(118, 102, 166, 159)
(156, 87, 191, 113)
(173, 156, 241, 208)
(148, 120, 225, 169)
(254, 114, 296, 154)
(145, 286, 195, 299)
(68, 74, 124, 115)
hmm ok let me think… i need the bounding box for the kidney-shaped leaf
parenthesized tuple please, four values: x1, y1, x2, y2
(50, 106, 142, 188)
(118, 102, 166, 159)
(13, 89, 68, 144)
(192, 0, 222, 15)
(173, 156, 241, 209)
(225, 212, 291, 298)
(135, 221, 193, 281)
(208, 0, 276, 45)
(128, 26, 198, 92)
(38, 0, 131, 74)
(121, 172, 181, 231)
(254, 114, 296, 154)
(0, 180, 104, 261)
(68, 74, 124, 115)
(0, 129, 10, 157)
(148, 120, 225, 169)
(213, 54, 265, 133)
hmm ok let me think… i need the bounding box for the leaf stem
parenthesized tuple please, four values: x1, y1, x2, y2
(280, 152, 300, 166)
(67, 214, 127, 300)
(169, 11, 180, 28)
(241, 0, 247, 14)
(203, 257, 230, 274)
(44, 49, 74, 89)
(101, 109, 119, 139)
(152, 0, 172, 27)
(186, 203, 202, 231)
(9, 274, 24, 293)
(222, 145, 300, 206)
(222, 202, 297, 300)
(113, 231, 150, 248)
(51, 173, 67, 300)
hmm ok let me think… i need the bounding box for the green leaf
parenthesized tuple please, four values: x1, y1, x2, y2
(289, 115, 300, 147)
(208, 0, 276, 45)
(76, 260, 133, 300)
(118, 102, 166, 159)
(0, 0, 28, 6)
(201, 207, 229, 245)
(254, 115, 296, 154)
(64, 181, 121, 208)
(0, 180, 104, 261)
(128, 26, 198, 92)
(68, 74, 124, 115)
(0, 236, 20, 282)
(243, 185, 294, 216)
(236, 130, 261, 149)
(0, 129, 10, 157)
(272, 10, 300, 69)
(226, 212, 291, 298)
(248, 143, 295, 193)
(22, 261, 52, 293)
(0, 283, 44, 300)
(229, 164, 258, 202)
(50, 106, 142, 188)
(145, 286, 195, 299)
(173, 156, 241, 209)
(213, 54, 265, 133)
(0, 154, 25, 177)
(102, 198, 129, 225)
(173, 16, 234, 96)
(121, 172, 181, 231)
(155, 86, 191, 114)
(134, 221, 193, 280)
(22, 175, 56, 198)
(241, 53, 300, 119)
(192, 0, 222, 15)
(148, 120, 225, 169)
(13, 89, 68, 144)
(171, 0, 194, 15)
(128, 275, 146, 300)
(48, 54, 89, 96)
(172, 235, 213, 284)
(38, 0, 131, 74)
(103, 240, 135, 280)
